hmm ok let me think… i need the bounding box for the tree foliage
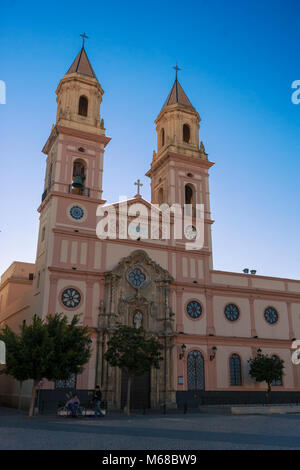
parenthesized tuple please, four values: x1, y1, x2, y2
(104, 324, 163, 415)
(0, 313, 92, 417)
(104, 324, 163, 375)
(248, 352, 284, 400)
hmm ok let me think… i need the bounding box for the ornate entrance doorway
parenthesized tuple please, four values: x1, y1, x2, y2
(121, 369, 151, 409)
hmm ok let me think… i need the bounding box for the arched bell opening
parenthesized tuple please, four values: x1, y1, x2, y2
(78, 95, 88, 117)
(184, 183, 196, 217)
(71, 159, 86, 195)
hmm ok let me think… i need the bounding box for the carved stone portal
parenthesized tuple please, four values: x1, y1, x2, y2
(97, 249, 176, 409)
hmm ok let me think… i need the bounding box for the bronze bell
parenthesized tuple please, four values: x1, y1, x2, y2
(72, 175, 83, 188)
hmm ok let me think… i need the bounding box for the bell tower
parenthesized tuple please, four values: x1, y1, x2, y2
(146, 67, 214, 267)
(32, 38, 110, 368)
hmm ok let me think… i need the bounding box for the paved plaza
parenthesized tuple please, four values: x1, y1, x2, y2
(1, 406, 300, 450)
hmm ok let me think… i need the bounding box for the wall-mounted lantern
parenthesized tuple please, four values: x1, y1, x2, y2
(179, 344, 186, 360)
(210, 346, 217, 361)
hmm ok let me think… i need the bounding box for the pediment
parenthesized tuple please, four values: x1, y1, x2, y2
(108, 249, 173, 283)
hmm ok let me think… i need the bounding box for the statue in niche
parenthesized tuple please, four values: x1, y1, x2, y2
(133, 311, 143, 329)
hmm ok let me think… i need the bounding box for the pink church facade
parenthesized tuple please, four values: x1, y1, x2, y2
(1, 45, 300, 410)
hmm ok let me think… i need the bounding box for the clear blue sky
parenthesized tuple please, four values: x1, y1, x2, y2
(1, 0, 300, 279)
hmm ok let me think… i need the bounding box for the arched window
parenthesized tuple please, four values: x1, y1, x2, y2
(72, 159, 86, 194)
(161, 128, 165, 147)
(187, 350, 205, 391)
(41, 226, 46, 242)
(229, 354, 242, 386)
(271, 355, 283, 386)
(185, 184, 196, 216)
(78, 96, 88, 117)
(185, 184, 194, 205)
(158, 187, 164, 205)
(183, 124, 190, 143)
(48, 163, 53, 188)
(73, 160, 85, 179)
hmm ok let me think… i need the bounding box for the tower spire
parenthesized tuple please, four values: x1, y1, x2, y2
(161, 67, 194, 110)
(65, 36, 97, 79)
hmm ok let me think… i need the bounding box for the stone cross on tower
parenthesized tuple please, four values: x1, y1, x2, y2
(173, 62, 181, 80)
(134, 179, 143, 196)
(80, 32, 89, 47)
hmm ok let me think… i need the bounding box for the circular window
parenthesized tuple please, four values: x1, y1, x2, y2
(187, 301, 202, 319)
(128, 268, 146, 288)
(224, 304, 240, 322)
(69, 205, 84, 220)
(61, 288, 81, 309)
(264, 307, 278, 324)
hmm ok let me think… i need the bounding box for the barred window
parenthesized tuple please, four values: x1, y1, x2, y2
(187, 350, 205, 391)
(229, 354, 242, 386)
(55, 373, 77, 389)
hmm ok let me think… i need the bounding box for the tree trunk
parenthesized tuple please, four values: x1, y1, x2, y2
(125, 375, 132, 417)
(29, 380, 38, 418)
(18, 381, 23, 412)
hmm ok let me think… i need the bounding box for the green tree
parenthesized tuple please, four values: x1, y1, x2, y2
(248, 352, 284, 402)
(0, 314, 92, 417)
(104, 324, 163, 416)
(0, 325, 29, 411)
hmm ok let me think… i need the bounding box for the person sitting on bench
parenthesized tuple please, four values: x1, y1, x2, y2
(66, 393, 80, 417)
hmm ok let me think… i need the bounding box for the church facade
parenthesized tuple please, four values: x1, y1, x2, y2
(1, 44, 300, 410)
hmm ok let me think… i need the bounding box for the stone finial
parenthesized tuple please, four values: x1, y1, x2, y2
(200, 141, 207, 156)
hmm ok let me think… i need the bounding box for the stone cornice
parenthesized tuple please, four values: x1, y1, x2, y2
(51, 227, 213, 256)
(0, 278, 32, 292)
(175, 333, 295, 347)
(146, 150, 214, 177)
(173, 280, 300, 303)
(42, 124, 111, 154)
(38, 190, 106, 213)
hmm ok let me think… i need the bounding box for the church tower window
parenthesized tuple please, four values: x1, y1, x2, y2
(41, 226, 46, 242)
(185, 183, 196, 216)
(185, 184, 194, 205)
(183, 123, 190, 143)
(48, 163, 53, 188)
(161, 128, 165, 148)
(73, 159, 86, 180)
(158, 187, 164, 204)
(78, 95, 88, 117)
(71, 159, 86, 194)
